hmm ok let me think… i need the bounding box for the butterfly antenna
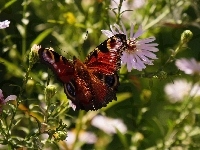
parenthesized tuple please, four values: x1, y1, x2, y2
(76, 30, 89, 60)
(50, 40, 70, 56)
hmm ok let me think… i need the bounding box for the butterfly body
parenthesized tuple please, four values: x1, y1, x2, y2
(39, 34, 127, 111)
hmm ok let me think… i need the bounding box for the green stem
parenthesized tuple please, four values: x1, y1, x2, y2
(71, 110, 85, 150)
(164, 84, 197, 148)
(22, 0, 28, 62)
(7, 66, 31, 133)
(116, 0, 123, 24)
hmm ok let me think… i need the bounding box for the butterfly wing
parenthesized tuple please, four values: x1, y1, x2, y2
(38, 48, 74, 83)
(62, 58, 119, 111)
(85, 34, 127, 75)
(68, 34, 127, 110)
(38, 34, 127, 111)
(71, 72, 118, 111)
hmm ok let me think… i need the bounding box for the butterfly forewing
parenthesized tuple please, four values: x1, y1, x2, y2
(85, 34, 127, 75)
(38, 48, 74, 83)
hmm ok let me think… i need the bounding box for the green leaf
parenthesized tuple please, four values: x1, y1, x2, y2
(30, 28, 53, 47)
(116, 128, 128, 148)
(0, 0, 17, 13)
(0, 57, 24, 77)
(16, 24, 25, 37)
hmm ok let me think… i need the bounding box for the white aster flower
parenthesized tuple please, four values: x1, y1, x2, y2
(65, 130, 97, 147)
(175, 58, 200, 75)
(102, 22, 159, 72)
(0, 20, 10, 29)
(91, 115, 127, 134)
(164, 79, 200, 103)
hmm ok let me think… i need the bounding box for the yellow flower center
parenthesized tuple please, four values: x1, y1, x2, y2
(127, 38, 137, 53)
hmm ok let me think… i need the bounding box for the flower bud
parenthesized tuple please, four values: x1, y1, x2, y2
(29, 44, 40, 68)
(180, 30, 193, 44)
(26, 79, 35, 95)
(131, 132, 144, 143)
(56, 131, 67, 141)
(44, 85, 57, 100)
(63, 12, 76, 25)
(157, 71, 167, 79)
(140, 89, 151, 103)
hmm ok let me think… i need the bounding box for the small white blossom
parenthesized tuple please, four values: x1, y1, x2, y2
(164, 79, 200, 103)
(0, 20, 10, 29)
(69, 100, 76, 111)
(102, 22, 159, 71)
(91, 115, 127, 134)
(65, 130, 97, 147)
(175, 58, 200, 75)
(31, 44, 41, 51)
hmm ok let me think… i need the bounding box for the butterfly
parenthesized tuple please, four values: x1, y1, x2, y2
(38, 34, 127, 111)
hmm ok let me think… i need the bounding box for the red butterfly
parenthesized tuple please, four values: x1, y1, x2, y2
(38, 34, 127, 111)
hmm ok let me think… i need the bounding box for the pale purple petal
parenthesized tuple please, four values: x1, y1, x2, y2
(113, 23, 123, 34)
(66, 131, 97, 145)
(0, 20, 10, 29)
(165, 79, 191, 103)
(136, 52, 154, 63)
(137, 44, 159, 52)
(133, 25, 144, 39)
(176, 58, 200, 74)
(134, 55, 146, 70)
(138, 37, 156, 43)
(69, 101, 76, 111)
(121, 51, 129, 65)
(121, 52, 137, 72)
(165, 79, 200, 103)
(79, 131, 97, 144)
(138, 50, 158, 59)
(130, 23, 134, 38)
(110, 25, 119, 35)
(138, 43, 159, 47)
(91, 115, 127, 134)
(0, 89, 4, 100)
(101, 30, 114, 38)
(4, 95, 17, 103)
(123, 53, 134, 71)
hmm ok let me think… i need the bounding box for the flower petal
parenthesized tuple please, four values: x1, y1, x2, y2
(0, 89, 4, 100)
(130, 23, 134, 38)
(113, 23, 123, 34)
(4, 95, 17, 103)
(133, 25, 144, 39)
(0, 20, 10, 29)
(175, 58, 200, 74)
(69, 100, 76, 111)
(138, 37, 156, 43)
(101, 30, 114, 38)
